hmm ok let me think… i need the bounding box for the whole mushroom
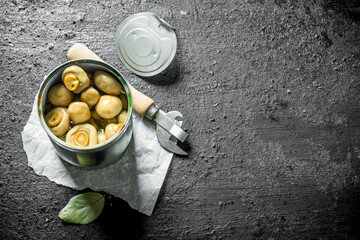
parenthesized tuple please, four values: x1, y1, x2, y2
(105, 123, 122, 140)
(68, 102, 91, 124)
(47, 83, 74, 107)
(80, 87, 100, 106)
(45, 107, 70, 136)
(66, 123, 97, 147)
(95, 95, 122, 119)
(62, 65, 90, 94)
(93, 70, 125, 95)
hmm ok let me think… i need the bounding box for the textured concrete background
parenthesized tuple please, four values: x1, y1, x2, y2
(1, 0, 360, 239)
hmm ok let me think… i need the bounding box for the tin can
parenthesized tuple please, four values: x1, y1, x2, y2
(115, 12, 177, 77)
(37, 59, 133, 169)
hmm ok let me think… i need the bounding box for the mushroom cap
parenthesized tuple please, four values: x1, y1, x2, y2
(68, 102, 91, 124)
(66, 123, 97, 147)
(62, 65, 90, 94)
(105, 123, 122, 140)
(95, 95, 123, 119)
(48, 83, 74, 107)
(44, 107, 70, 136)
(94, 70, 125, 95)
(80, 87, 100, 106)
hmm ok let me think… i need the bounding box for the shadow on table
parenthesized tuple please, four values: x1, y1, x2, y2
(138, 53, 180, 86)
(96, 197, 147, 239)
(322, 0, 360, 24)
(333, 186, 360, 237)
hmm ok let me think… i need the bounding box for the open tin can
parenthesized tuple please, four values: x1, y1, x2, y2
(37, 59, 133, 169)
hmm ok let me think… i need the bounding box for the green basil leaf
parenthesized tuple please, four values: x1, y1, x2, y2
(58, 192, 105, 225)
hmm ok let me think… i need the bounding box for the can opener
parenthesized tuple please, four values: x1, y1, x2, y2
(67, 43, 189, 155)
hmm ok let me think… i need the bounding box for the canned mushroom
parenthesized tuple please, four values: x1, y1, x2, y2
(37, 60, 133, 169)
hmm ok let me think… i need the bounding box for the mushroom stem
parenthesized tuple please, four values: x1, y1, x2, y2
(45, 107, 70, 136)
(64, 74, 79, 91)
(74, 131, 89, 146)
(45, 110, 63, 127)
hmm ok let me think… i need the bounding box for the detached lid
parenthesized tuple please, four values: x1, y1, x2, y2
(115, 12, 177, 77)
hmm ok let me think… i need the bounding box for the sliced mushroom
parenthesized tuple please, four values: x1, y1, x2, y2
(44, 107, 70, 136)
(117, 110, 127, 125)
(80, 87, 100, 106)
(62, 65, 90, 94)
(95, 95, 122, 119)
(48, 83, 74, 107)
(66, 123, 97, 147)
(68, 102, 91, 124)
(93, 70, 125, 95)
(105, 123, 122, 140)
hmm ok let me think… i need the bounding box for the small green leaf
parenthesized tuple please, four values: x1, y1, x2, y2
(58, 192, 105, 225)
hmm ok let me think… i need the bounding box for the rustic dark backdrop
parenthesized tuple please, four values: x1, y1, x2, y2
(1, 0, 360, 239)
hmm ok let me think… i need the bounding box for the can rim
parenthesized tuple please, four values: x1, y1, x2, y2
(37, 59, 133, 152)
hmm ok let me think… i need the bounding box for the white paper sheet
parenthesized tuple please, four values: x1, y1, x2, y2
(21, 96, 174, 216)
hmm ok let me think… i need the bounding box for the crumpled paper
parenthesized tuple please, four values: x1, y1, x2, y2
(21, 96, 174, 216)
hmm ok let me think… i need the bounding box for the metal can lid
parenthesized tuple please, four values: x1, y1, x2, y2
(115, 12, 177, 77)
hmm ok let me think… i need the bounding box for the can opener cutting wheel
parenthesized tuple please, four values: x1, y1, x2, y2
(67, 43, 189, 155)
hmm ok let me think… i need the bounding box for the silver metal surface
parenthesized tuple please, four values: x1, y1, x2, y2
(156, 109, 189, 142)
(145, 105, 159, 120)
(115, 12, 177, 77)
(37, 59, 133, 169)
(156, 111, 188, 156)
(145, 105, 189, 143)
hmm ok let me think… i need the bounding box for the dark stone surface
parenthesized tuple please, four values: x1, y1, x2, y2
(1, 0, 360, 239)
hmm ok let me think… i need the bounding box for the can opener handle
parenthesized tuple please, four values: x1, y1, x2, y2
(67, 43, 154, 117)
